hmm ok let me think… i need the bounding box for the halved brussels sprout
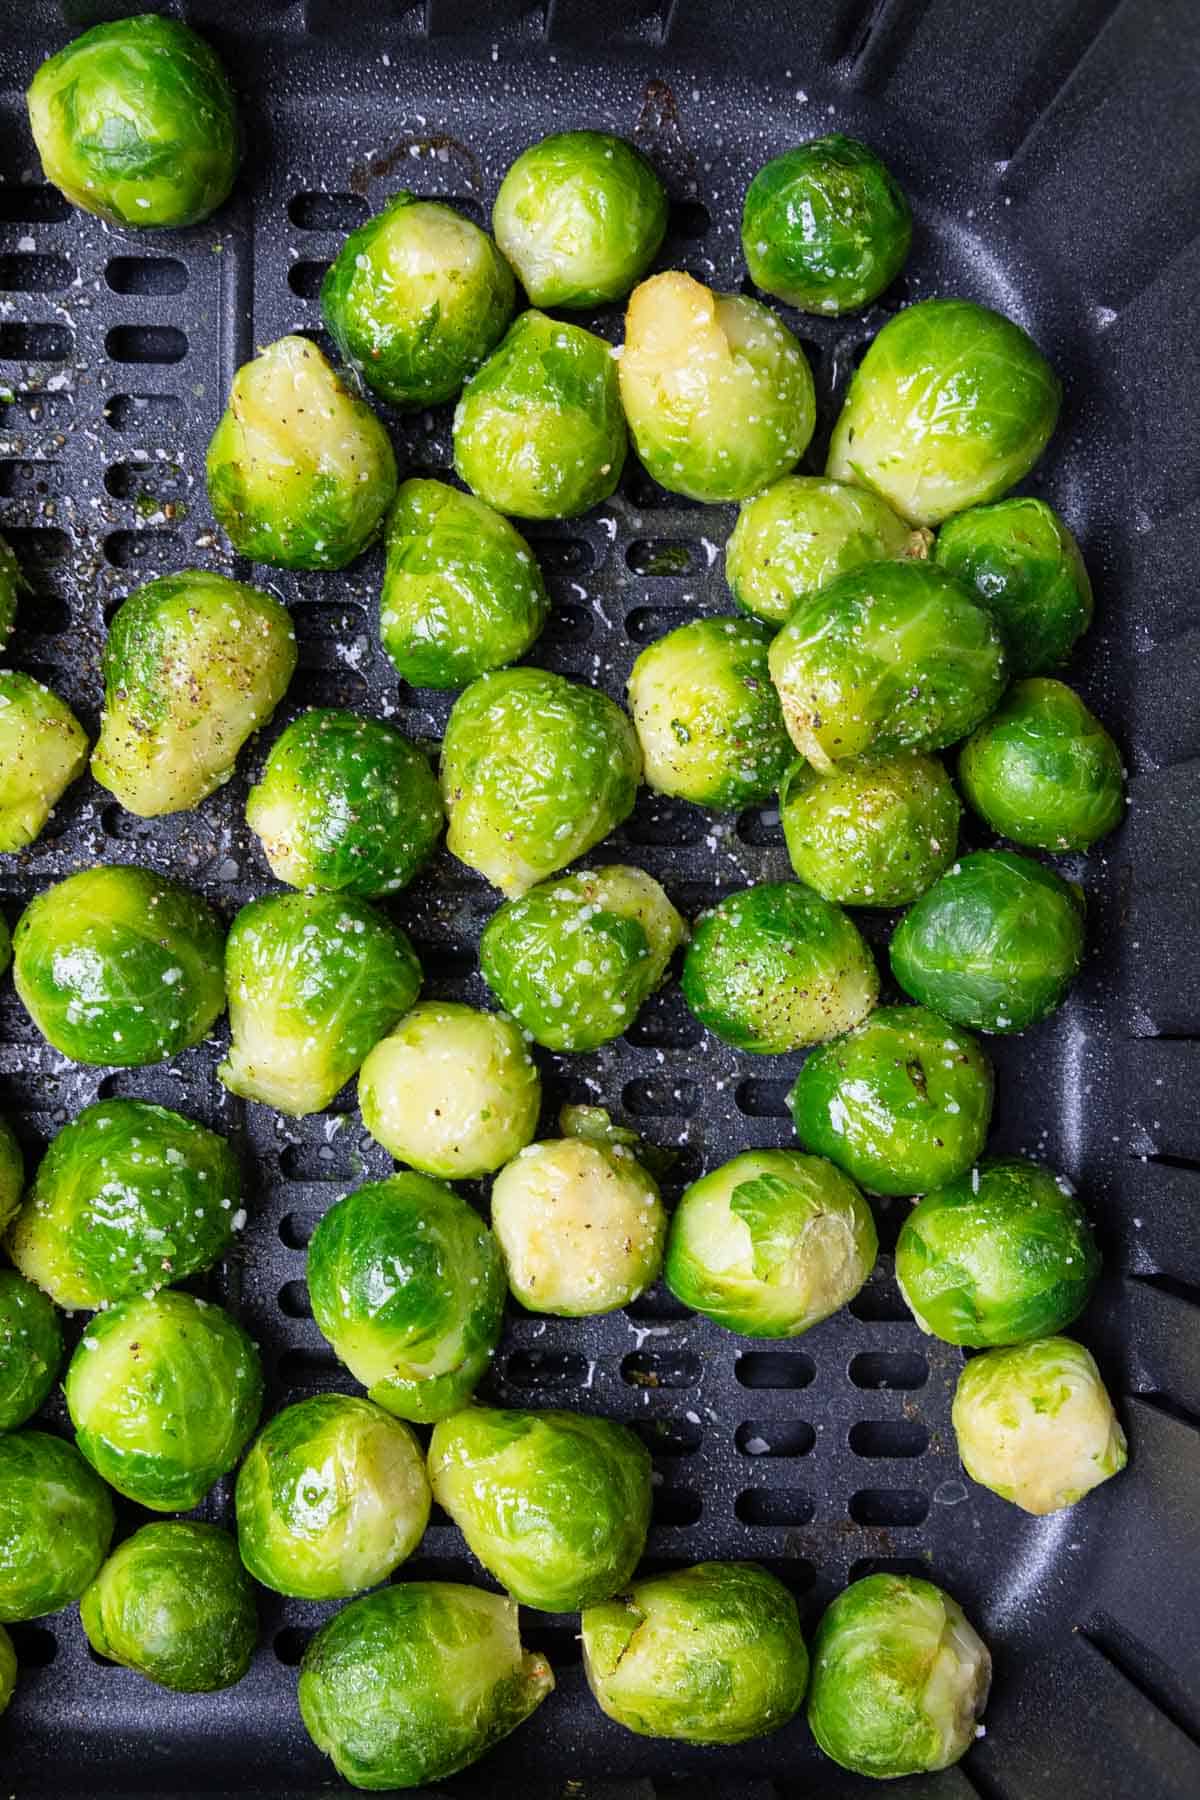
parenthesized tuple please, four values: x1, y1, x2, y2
(895, 1157, 1100, 1346)
(0, 671, 88, 850)
(808, 1574, 990, 1778)
(92, 570, 296, 817)
(619, 271, 815, 502)
(65, 1291, 263, 1511)
(26, 15, 237, 229)
(0, 1269, 62, 1431)
(235, 1394, 430, 1600)
(246, 708, 443, 897)
(206, 336, 398, 570)
(0, 1429, 113, 1621)
(81, 1522, 256, 1692)
(12, 865, 225, 1066)
(0, 1624, 13, 1715)
(453, 310, 626, 519)
(582, 1561, 809, 1744)
(298, 1582, 553, 1790)
(441, 668, 641, 897)
(781, 750, 960, 907)
(890, 849, 1085, 1033)
(933, 496, 1093, 676)
(218, 892, 421, 1116)
(307, 1174, 505, 1423)
(0, 533, 24, 648)
(959, 678, 1124, 851)
(0, 1117, 20, 1235)
(827, 298, 1060, 526)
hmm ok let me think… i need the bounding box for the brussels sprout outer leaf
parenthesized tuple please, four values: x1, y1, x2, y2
(0, 1430, 114, 1621)
(780, 750, 960, 908)
(0, 1271, 63, 1432)
(958, 677, 1124, 851)
(933, 496, 1093, 675)
(0, 671, 89, 851)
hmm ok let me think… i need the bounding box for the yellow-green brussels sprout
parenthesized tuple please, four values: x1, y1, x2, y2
(807, 1573, 990, 1778)
(379, 479, 549, 690)
(0, 1624, 14, 1715)
(428, 1405, 652, 1612)
(299, 1582, 553, 1791)
(827, 298, 1060, 526)
(454, 310, 626, 520)
(959, 678, 1125, 851)
(934, 496, 1093, 676)
(307, 1174, 505, 1423)
(235, 1394, 430, 1600)
(26, 15, 237, 229)
(81, 1522, 256, 1693)
(13, 865, 225, 1067)
(664, 1148, 876, 1337)
(218, 892, 421, 1116)
(441, 668, 641, 897)
(0, 1429, 114, 1620)
(0, 1117, 20, 1235)
(321, 193, 516, 410)
(246, 708, 443, 898)
(0, 672, 88, 851)
(582, 1561, 809, 1744)
(65, 1291, 263, 1512)
(0, 533, 24, 649)
(781, 750, 960, 907)
(0, 1270, 63, 1432)
(619, 271, 816, 503)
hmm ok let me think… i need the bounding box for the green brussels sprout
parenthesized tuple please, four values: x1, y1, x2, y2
(298, 1581, 553, 1791)
(0, 671, 88, 851)
(81, 1522, 256, 1692)
(0, 1117, 20, 1235)
(0, 532, 25, 649)
(582, 1561, 809, 1744)
(827, 298, 1061, 526)
(491, 1137, 666, 1316)
(952, 1335, 1127, 1514)
(895, 1157, 1101, 1347)
(441, 668, 641, 897)
(959, 678, 1125, 851)
(681, 882, 878, 1054)
(767, 560, 1007, 771)
(0, 916, 8, 981)
(218, 892, 421, 1116)
(787, 1005, 992, 1198)
(664, 1148, 877, 1336)
(890, 849, 1085, 1033)
(321, 193, 516, 410)
(7, 1099, 239, 1310)
(0, 1429, 113, 1620)
(428, 1406, 652, 1612)
(780, 750, 960, 907)
(807, 1574, 990, 1777)
(246, 708, 443, 898)
(12, 865, 225, 1067)
(0, 1623, 14, 1716)
(493, 130, 667, 308)
(379, 478, 549, 690)
(65, 1291, 263, 1511)
(619, 271, 816, 503)
(206, 336, 398, 571)
(0, 1270, 62, 1432)
(26, 15, 237, 229)
(92, 570, 296, 818)
(479, 864, 685, 1052)
(454, 310, 627, 520)
(235, 1394, 430, 1600)
(933, 496, 1093, 675)
(307, 1174, 505, 1423)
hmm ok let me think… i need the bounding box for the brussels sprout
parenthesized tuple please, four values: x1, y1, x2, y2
(664, 1148, 876, 1337)
(92, 570, 296, 818)
(307, 1174, 505, 1423)
(681, 882, 878, 1054)
(619, 271, 816, 503)
(0, 532, 24, 649)
(952, 1335, 1127, 1514)
(379, 478, 549, 690)
(959, 678, 1124, 851)
(491, 1137, 666, 1316)
(890, 849, 1085, 1033)
(218, 892, 421, 1116)
(299, 1581, 553, 1790)
(246, 708, 443, 898)
(807, 1574, 990, 1778)
(441, 668, 641, 897)
(12, 865, 225, 1067)
(934, 496, 1093, 675)
(207, 336, 397, 571)
(582, 1561, 809, 1744)
(0, 671, 88, 850)
(65, 1291, 263, 1511)
(454, 309, 626, 519)
(322, 193, 516, 410)
(236, 1394, 430, 1600)
(0, 1429, 113, 1620)
(895, 1157, 1100, 1346)
(26, 15, 237, 229)
(0, 1270, 62, 1432)
(81, 1522, 256, 1692)
(781, 750, 960, 907)
(0, 1623, 14, 1715)
(0, 1117, 20, 1236)
(428, 1406, 652, 1612)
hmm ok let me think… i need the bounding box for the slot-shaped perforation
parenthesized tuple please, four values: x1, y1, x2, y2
(736, 1351, 815, 1390)
(0, 255, 73, 294)
(0, 322, 73, 361)
(736, 1419, 815, 1458)
(735, 1487, 814, 1526)
(105, 257, 188, 296)
(849, 1489, 930, 1527)
(105, 325, 188, 364)
(622, 1349, 701, 1389)
(849, 1350, 929, 1390)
